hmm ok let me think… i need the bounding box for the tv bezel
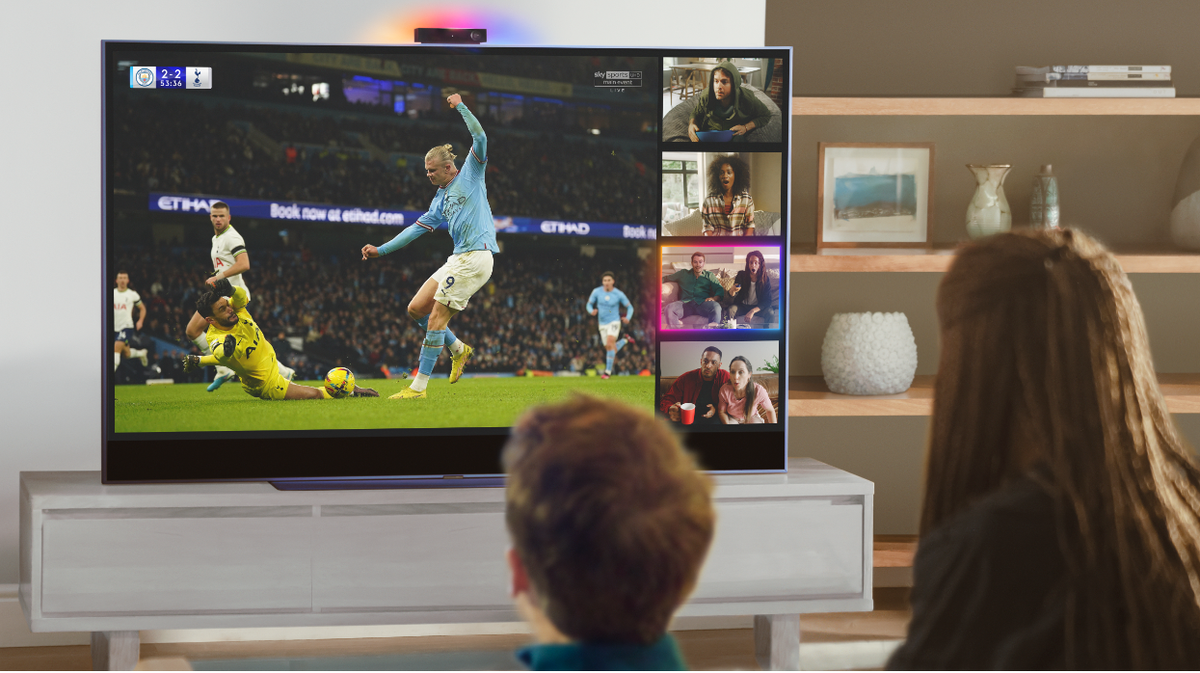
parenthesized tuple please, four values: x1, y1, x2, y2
(102, 40, 792, 486)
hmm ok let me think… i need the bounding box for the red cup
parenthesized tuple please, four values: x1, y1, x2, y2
(680, 403, 696, 425)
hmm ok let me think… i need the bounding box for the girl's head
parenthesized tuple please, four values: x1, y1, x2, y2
(923, 228, 1200, 667)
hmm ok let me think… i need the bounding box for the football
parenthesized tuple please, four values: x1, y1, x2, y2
(324, 367, 356, 398)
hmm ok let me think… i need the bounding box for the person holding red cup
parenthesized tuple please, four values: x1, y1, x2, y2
(660, 346, 729, 425)
(678, 403, 697, 424)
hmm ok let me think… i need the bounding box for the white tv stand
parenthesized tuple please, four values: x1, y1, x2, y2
(20, 458, 873, 670)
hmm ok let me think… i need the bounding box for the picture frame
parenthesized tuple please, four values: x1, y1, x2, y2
(817, 142, 934, 248)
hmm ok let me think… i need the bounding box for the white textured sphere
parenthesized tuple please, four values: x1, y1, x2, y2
(1169, 191, 1200, 251)
(821, 312, 918, 395)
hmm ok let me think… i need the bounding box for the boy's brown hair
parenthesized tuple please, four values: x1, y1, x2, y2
(503, 395, 715, 644)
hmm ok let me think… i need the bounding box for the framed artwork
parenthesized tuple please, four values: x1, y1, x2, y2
(817, 142, 935, 248)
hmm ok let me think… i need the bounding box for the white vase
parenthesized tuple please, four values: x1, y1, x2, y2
(820, 312, 918, 395)
(965, 164, 1012, 239)
(1170, 135, 1200, 250)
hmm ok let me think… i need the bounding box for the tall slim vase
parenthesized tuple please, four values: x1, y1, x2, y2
(1030, 164, 1060, 230)
(965, 164, 1012, 239)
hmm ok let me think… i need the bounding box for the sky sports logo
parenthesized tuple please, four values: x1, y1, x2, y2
(129, 66, 212, 89)
(593, 70, 642, 88)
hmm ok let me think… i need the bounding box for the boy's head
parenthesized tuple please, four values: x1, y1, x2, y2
(503, 395, 715, 645)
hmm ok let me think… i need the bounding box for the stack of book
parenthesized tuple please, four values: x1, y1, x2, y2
(1013, 65, 1174, 98)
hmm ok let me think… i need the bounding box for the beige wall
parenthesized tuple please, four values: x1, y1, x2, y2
(749, 151, 783, 212)
(769, 0, 1199, 97)
(769, 0, 1200, 534)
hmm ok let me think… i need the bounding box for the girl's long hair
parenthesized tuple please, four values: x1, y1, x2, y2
(924, 228, 1200, 667)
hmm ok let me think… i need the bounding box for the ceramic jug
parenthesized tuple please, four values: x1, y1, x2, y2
(966, 164, 1012, 239)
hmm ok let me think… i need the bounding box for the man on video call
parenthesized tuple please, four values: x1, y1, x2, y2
(663, 252, 725, 328)
(659, 346, 729, 425)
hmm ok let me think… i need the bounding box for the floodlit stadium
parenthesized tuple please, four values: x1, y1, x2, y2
(110, 51, 659, 429)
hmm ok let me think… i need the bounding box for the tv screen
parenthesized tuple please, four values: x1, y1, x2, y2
(104, 42, 791, 485)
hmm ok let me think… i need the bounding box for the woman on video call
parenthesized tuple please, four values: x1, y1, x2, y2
(701, 155, 754, 236)
(727, 250, 775, 327)
(717, 355, 775, 424)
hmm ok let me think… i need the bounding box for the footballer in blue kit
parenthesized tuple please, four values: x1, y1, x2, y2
(362, 93, 496, 399)
(586, 272, 635, 379)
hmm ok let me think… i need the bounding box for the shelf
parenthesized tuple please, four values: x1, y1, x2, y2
(793, 97, 1200, 116)
(789, 374, 1200, 417)
(790, 375, 935, 416)
(790, 244, 1200, 273)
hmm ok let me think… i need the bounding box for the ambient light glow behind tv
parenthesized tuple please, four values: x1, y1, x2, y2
(104, 42, 791, 485)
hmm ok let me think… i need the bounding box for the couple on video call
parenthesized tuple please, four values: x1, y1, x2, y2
(659, 345, 777, 425)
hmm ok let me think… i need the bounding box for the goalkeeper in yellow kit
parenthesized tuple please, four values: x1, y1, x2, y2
(184, 279, 378, 400)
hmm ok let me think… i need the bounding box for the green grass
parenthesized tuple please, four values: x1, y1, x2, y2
(114, 376, 655, 432)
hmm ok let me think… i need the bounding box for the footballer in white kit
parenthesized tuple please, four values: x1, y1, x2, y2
(183, 201, 294, 391)
(210, 210, 251, 301)
(112, 271, 149, 372)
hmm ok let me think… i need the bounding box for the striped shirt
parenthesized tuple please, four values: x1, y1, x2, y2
(701, 192, 755, 235)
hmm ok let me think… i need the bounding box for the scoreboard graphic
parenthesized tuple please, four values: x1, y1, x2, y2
(130, 66, 212, 89)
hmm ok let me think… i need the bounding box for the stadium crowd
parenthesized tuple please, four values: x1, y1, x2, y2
(111, 95, 656, 225)
(115, 242, 657, 382)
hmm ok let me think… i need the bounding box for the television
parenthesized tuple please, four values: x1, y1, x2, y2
(103, 41, 792, 486)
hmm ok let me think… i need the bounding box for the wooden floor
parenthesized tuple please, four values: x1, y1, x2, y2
(0, 588, 911, 671)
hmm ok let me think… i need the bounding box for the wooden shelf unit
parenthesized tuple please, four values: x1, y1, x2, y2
(786, 95, 1200, 419)
(789, 374, 1200, 417)
(790, 245, 1200, 273)
(789, 96, 1200, 274)
(793, 96, 1200, 116)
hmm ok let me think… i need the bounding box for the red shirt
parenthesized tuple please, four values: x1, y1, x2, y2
(659, 368, 732, 418)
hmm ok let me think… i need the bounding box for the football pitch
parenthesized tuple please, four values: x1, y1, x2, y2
(114, 376, 656, 432)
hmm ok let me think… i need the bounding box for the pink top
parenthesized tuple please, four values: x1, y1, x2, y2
(718, 382, 772, 423)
